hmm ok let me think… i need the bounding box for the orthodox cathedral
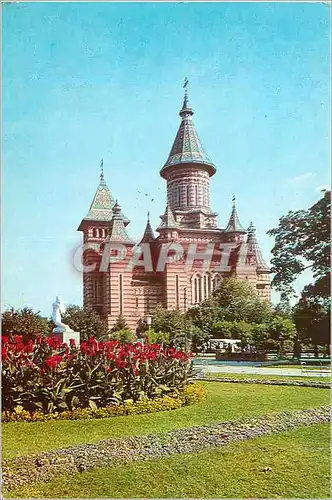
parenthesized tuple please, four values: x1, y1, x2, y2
(78, 88, 270, 330)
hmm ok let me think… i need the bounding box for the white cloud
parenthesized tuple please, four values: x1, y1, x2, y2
(288, 172, 315, 183)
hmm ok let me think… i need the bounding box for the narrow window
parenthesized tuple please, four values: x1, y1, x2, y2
(186, 185, 190, 205)
(176, 275, 179, 308)
(177, 186, 181, 207)
(198, 276, 202, 302)
(207, 275, 212, 296)
(195, 185, 198, 205)
(136, 297, 139, 308)
(119, 274, 123, 314)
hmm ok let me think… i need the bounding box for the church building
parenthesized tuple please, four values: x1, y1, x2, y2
(78, 88, 271, 330)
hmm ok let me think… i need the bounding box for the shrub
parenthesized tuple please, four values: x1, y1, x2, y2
(1, 307, 50, 340)
(2, 335, 194, 414)
(144, 329, 170, 346)
(109, 328, 136, 344)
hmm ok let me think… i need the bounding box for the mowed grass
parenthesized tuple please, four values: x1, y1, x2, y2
(3, 382, 329, 459)
(8, 424, 330, 498)
(202, 372, 331, 382)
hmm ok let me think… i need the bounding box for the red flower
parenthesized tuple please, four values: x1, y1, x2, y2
(45, 355, 62, 369)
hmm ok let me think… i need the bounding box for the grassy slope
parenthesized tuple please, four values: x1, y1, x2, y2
(3, 382, 329, 459)
(9, 424, 330, 498)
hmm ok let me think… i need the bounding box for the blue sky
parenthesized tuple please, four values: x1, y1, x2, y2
(2, 2, 330, 316)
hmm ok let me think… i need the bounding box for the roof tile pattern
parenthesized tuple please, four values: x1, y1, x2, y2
(161, 97, 216, 175)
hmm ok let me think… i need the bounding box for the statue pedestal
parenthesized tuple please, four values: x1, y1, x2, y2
(52, 330, 80, 346)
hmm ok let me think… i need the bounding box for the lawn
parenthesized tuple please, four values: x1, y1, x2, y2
(202, 372, 331, 382)
(3, 381, 329, 459)
(8, 424, 330, 498)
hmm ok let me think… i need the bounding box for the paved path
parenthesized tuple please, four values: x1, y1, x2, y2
(194, 364, 330, 377)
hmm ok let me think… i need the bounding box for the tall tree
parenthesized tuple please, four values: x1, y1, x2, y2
(61, 305, 108, 341)
(293, 284, 330, 356)
(267, 190, 330, 298)
(268, 190, 330, 353)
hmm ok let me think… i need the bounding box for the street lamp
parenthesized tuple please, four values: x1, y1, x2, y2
(146, 315, 152, 331)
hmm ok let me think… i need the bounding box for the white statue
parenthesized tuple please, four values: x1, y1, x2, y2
(52, 296, 73, 333)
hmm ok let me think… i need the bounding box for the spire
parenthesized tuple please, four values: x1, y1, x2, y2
(246, 222, 269, 271)
(100, 159, 106, 186)
(224, 196, 246, 233)
(80, 161, 129, 224)
(160, 81, 216, 178)
(179, 77, 194, 119)
(104, 200, 134, 244)
(157, 205, 180, 231)
(139, 212, 156, 244)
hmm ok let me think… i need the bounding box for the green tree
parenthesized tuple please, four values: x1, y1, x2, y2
(151, 305, 189, 347)
(293, 285, 330, 356)
(250, 323, 270, 351)
(267, 190, 330, 299)
(61, 305, 108, 341)
(111, 314, 129, 333)
(188, 278, 272, 333)
(1, 307, 50, 340)
(266, 316, 297, 354)
(273, 296, 293, 319)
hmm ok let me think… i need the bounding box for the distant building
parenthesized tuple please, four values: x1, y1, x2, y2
(78, 89, 270, 330)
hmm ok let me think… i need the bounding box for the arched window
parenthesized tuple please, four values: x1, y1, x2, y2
(186, 185, 190, 206)
(177, 186, 181, 206)
(213, 274, 221, 291)
(198, 275, 202, 302)
(207, 274, 212, 296)
(195, 185, 198, 205)
(203, 275, 207, 299)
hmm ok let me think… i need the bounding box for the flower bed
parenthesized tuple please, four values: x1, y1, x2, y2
(3, 405, 329, 492)
(2, 384, 206, 423)
(2, 335, 194, 415)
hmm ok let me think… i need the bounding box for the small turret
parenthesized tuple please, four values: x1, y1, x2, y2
(104, 200, 134, 245)
(157, 205, 180, 231)
(246, 222, 269, 271)
(139, 212, 156, 244)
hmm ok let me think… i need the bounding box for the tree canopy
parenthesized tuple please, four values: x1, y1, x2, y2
(267, 190, 330, 298)
(1, 307, 50, 340)
(187, 278, 272, 333)
(61, 305, 108, 341)
(268, 190, 330, 352)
